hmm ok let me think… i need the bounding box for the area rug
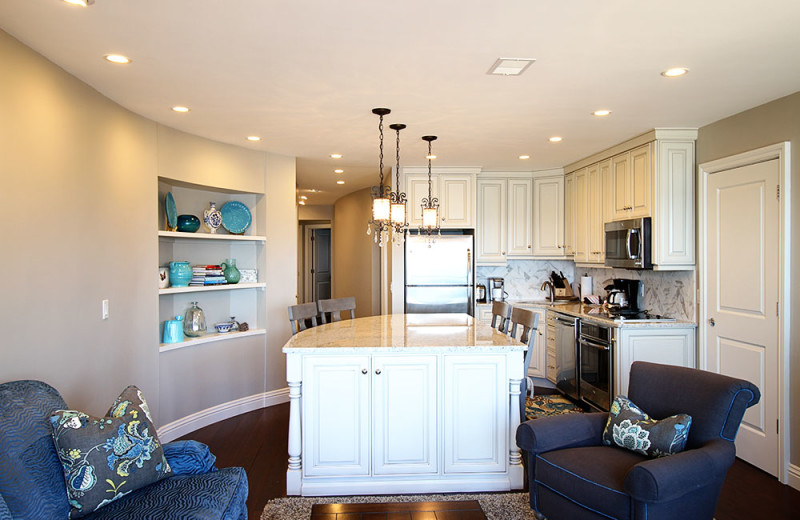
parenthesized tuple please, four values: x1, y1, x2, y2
(525, 394, 584, 420)
(261, 492, 536, 519)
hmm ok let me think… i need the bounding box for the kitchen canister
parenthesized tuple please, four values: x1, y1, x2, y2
(163, 316, 184, 343)
(169, 261, 192, 287)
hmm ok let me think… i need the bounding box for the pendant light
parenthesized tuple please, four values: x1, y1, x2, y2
(419, 135, 440, 241)
(389, 123, 408, 244)
(366, 108, 391, 245)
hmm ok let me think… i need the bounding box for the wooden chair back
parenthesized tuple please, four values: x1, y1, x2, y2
(509, 307, 540, 422)
(490, 301, 511, 333)
(288, 302, 319, 335)
(317, 297, 356, 324)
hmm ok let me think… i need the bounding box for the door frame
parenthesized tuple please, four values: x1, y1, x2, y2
(697, 141, 791, 484)
(303, 224, 332, 303)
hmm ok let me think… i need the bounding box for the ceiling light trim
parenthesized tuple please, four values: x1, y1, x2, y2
(488, 57, 536, 76)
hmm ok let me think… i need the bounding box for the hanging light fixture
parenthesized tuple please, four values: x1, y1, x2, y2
(388, 123, 408, 243)
(366, 108, 392, 245)
(419, 135, 440, 241)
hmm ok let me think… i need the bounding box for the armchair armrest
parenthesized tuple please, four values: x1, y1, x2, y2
(0, 493, 11, 520)
(625, 439, 736, 503)
(516, 412, 608, 454)
(163, 440, 219, 476)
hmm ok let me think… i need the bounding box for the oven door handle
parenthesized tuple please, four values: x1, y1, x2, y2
(579, 336, 610, 351)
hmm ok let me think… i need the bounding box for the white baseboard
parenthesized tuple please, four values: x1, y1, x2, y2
(788, 463, 800, 492)
(158, 387, 290, 443)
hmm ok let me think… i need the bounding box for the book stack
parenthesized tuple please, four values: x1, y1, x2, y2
(190, 265, 227, 286)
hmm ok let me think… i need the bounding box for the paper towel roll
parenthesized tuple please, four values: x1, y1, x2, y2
(580, 276, 593, 301)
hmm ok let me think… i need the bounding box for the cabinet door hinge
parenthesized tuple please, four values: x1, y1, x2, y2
(777, 301, 780, 317)
(777, 184, 781, 201)
(777, 419, 780, 434)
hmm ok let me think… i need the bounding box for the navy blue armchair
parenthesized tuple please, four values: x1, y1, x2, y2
(0, 380, 248, 520)
(516, 362, 760, 520)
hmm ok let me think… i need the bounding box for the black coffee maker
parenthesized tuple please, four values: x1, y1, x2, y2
(606, 278, 642, 311)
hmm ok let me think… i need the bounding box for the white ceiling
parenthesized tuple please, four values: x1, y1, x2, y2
(2, 0, 799, 205)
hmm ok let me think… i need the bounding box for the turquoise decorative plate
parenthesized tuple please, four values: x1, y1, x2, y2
(220, 201, 252, 234)
(165, 192, 177, 231)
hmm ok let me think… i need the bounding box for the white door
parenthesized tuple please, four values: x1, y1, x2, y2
(372, 356, 438, 475)
(706, 159, 779, 476)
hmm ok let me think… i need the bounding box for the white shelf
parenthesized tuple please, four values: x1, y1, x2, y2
(159, 282, 265, 295)
(159, 328, 266, 352)
(158, 230, 266, 242)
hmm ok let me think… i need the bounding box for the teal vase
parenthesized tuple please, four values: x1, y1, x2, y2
(169, 261, 192, 287)
(221, 258, 241, 284)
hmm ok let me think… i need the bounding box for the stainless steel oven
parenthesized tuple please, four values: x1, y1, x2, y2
(578, 320, 613, 411)
(605, 217, 652, 269)
(550, 311, 579, 400)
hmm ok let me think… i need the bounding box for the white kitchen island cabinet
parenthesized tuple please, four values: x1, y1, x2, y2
(283, 313, 526, 496)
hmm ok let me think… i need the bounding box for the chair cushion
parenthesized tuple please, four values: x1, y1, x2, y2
(603, 396, 692, 458)
(50, 386, 172, 518)
(536, 446, 646, 520)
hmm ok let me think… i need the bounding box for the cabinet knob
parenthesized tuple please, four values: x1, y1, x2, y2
(375, 368, 382, 375)
(362, 368, 368, 374)
(502, 251, 506, 255)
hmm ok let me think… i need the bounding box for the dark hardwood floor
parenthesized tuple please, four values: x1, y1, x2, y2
(180, 404, 800, 520)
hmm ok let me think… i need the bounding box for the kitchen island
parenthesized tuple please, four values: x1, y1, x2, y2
(282, 313, 526, 496)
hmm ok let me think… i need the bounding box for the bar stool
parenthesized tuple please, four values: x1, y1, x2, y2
(490, 300, 512, 333)
(288, 302, 320, 335)
(317, 297, 356, 324)
(508, 307, 540, 422)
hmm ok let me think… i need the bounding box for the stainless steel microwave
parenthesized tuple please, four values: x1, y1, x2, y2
(604, 217, 652, 269)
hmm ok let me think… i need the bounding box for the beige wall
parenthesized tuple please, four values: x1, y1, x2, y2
(0, 29, 296, 427)
(696, 90, 799, 466)
(333, 189, 380, 317)
(299, 204, 334, 221)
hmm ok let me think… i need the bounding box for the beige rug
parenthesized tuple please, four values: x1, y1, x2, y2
(261, 492, 536, 519)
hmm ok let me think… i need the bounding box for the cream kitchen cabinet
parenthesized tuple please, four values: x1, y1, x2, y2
(476, 177, 507, 264)
(507, 178, 534, 256)
(563, 172, 575, 257)
(532, 173, 566, 258)
(614, 326, 696, 397)
(403, 168, 476, 229)
(611, 143, 652, 221)
(528, 307, 547, 379)
(572, 168, 588, 262)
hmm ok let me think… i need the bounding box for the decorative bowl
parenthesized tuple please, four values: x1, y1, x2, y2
(177, 214, 201, 233)
(214, 322, 233, 334)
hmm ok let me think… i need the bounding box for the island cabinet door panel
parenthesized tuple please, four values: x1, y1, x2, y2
(443, 355, 507, 474)
(302, 355, 371, 476)
(372, 355, 438, 475)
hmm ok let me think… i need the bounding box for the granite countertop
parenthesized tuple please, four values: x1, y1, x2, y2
(282, 313, 526, 353)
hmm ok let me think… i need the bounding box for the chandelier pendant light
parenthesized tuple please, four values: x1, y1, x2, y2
(419, 135, 441, 242)
(388, 123, 408, 244)
(366, 108, 392, 246)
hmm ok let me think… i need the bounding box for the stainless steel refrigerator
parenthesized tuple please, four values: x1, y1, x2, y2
(405, 233, 474, 316)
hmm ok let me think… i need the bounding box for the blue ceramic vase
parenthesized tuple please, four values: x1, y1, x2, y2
(221, 258, 240, 284)
(169, 261, 192, 287)
(176, 214, 201, 233)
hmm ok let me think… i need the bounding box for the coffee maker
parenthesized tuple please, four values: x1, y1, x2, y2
(488, 277, 506, 302)
(607, 278, 642, 311)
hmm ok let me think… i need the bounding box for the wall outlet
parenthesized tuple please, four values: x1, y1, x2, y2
(102, 299, 109, 320)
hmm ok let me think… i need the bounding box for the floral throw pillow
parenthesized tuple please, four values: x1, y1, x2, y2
(602, 395, 692, 458)
(49, 385, 172, 519)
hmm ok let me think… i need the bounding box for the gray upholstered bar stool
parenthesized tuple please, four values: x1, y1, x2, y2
(317, 297, 356, 324)
(508, 307, 540, 422)
(490, 300, 512, 333)
(288, 302, 320, 335)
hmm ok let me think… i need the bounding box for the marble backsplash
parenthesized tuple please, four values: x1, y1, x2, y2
(477, 261, 696, 322)
(476, 260, 577, 301)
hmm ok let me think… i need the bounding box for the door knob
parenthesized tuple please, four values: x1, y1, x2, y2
(708, 318, 716, 327)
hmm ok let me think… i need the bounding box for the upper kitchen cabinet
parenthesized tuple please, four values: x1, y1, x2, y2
(402, 167, 477, 229)
(476, 177, 507, 264)
(565, 129, 697, 270)
(532, 172, 566, 258)
(563, 172, 575, 257)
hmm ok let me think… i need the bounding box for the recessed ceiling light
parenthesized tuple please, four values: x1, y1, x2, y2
(63, 0, 94, 6)
(426, 154, 437, 160)
(336, 180, 345, 185)
(549, 136, 563, 143)
(593, 110, 611, 117)
(299, 195, 308, 200)
(246, 136, 261, 141)
(334, 169, 344, 174)
(308, 189, 321, 193)
(104, 54, 130, 64)
(488, 58, 536, 76)
(661, 67, 689, 78)
(171, 106, 190, 113)
(330, 153, 342, 159)
(298, 200, 306, 205)
(519, 155, 530, 160)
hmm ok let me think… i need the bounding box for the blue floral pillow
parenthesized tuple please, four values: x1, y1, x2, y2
(602, 395, 692, 458)
(49, 386, 172, 519)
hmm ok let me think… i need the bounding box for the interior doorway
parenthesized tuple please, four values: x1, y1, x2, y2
(698, 142, 791, 483)
(303, 224, 332, 303)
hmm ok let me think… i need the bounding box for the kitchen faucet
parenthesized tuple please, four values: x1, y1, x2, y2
(541, 281, 555, 302)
